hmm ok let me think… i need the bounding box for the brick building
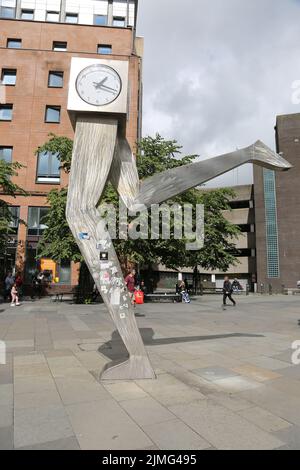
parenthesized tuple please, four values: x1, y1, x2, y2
(0, 0, 141, 288)
(254, 113, 300, 292)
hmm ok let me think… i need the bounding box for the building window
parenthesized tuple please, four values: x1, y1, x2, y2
(37, 151, 60, 183)
(113, 16, 126, 27)
(65, 13, 78, 24)
(21, 9, 34, 20)
(0, 146, 13, 163)
(46, 11, 60, 22)
(263, 169, 280, 278)
(8, 206, 20, 234)
(45, 106, 61, 123)
(0, 105, 13, 121)
(97, 44, 112, 55)
(28, 207, 49, 236)
(53, 41, 67, 51)
(7, 38, 22, 49)
(0, 7, 15, 18)
(1, 69, 17, 86)
(94, 15, 107, 26)
(48, 71, 64, 88)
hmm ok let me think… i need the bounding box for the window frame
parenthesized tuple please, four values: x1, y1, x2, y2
(0, 104, 13, 122)
(21, 9, 34, 21)
(45, 106, 61, 124)
(46, 11, 60, 22)
(36, 151, 61, 184)
(27, 206, 50, 236)
(65, 13, 78, 24)
(113, 16, 126, 27)
(1, 69, 17, 86)
(7, 38, 22, 49)
(52, 41, 68, 52)
(97, 44, 112, 55)
(48, 71, 64, 88)
(0, 146, 13, 163)
(93, 14, 108, 26)
(0, 6, 16, 19)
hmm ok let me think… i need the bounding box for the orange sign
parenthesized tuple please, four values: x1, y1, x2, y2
(40, 259, 57, 278)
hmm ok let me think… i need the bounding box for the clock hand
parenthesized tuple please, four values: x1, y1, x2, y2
(99, 84, 118, 93)
(93, 77, 108, 89)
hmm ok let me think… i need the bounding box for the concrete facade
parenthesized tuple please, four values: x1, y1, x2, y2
(0, 0, 137, 28)
(0, 9, 142, 289)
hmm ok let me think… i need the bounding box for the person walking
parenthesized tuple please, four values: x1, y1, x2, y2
(125, 269, 136, 305)
(223, 276, 236, 309)
(10, 283, 20, 307)
(15, 273, 23, 299)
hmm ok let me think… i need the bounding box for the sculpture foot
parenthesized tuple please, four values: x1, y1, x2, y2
(252, 140, 292, 171)
(99, 355, 156, 381)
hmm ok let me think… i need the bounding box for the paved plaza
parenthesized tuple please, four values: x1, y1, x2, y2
(0, 295, 300, 450)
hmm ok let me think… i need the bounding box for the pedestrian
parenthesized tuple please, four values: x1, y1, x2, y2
(178, 280, 191, 304)
(140, 281, 147, 295)
(125, 269, 136, 305)
(232, 278, 242, 293)
(4, 272, 14, 302)
(15, 273, 23, 298)
(10, 283, 20, 307)
(223, 276, 236, 308)
(31, 271, 42, 299)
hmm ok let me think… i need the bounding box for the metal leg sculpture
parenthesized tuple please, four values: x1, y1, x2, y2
(66, 115, 291, 381)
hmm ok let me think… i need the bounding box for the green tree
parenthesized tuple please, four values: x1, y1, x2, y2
(36, 134, 240, 287)
(0, 160, 26, 257)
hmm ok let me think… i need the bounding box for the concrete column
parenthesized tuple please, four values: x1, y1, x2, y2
(107, 0, 113, 26)
(15, 0, 22, 19)
(59, 0, 66, 23)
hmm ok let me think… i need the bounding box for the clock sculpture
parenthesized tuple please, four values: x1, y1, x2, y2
(67, 57, 291, 381)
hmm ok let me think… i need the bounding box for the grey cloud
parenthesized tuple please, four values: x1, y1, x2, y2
(137, 0, 300, 186)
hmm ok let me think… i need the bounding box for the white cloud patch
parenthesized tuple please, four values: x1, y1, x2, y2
(137, 0, 300, 186)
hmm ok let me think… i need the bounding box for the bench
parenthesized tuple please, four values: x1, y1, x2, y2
(52, 292, 76, 302)
(145, 293, 182, 303)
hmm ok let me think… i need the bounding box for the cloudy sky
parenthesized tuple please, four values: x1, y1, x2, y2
(137, 0, 300, 186)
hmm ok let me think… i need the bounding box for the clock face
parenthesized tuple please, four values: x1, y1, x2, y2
(75, 64, 122, 106)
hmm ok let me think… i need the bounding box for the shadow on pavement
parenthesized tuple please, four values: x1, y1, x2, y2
(98, 328, 265, 361)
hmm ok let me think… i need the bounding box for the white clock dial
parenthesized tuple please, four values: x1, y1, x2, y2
(75, 64, 122, 106)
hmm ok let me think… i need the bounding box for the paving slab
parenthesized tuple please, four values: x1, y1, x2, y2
(248, 356, 294, 371)
(212, 376, 263, 393)
(17, 436, 81, 450)
(0, 405, 13, 428)
(54, 376, 111, 405)
(119, 396, 175, 426)
(238, 406, 292, 432)
(169, 400, 284, 450)
(191, 366, 239, 382)
(14, 389, 63, 410)
(0, 384, 13, 406)
(66, 399, 153, 450)
(0, 426, 13, 450)
(103, 381, 149, 402)
(14, 376, 57, 395)
(14, 404, 74, 448)
(142, 419, 211, 450)
(232, 364, 282, 382)
(274, 425, 300, 450)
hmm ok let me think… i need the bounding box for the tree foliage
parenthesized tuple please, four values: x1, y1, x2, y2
(37, 133, 240, 273)
(0, 160, 27, 256)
